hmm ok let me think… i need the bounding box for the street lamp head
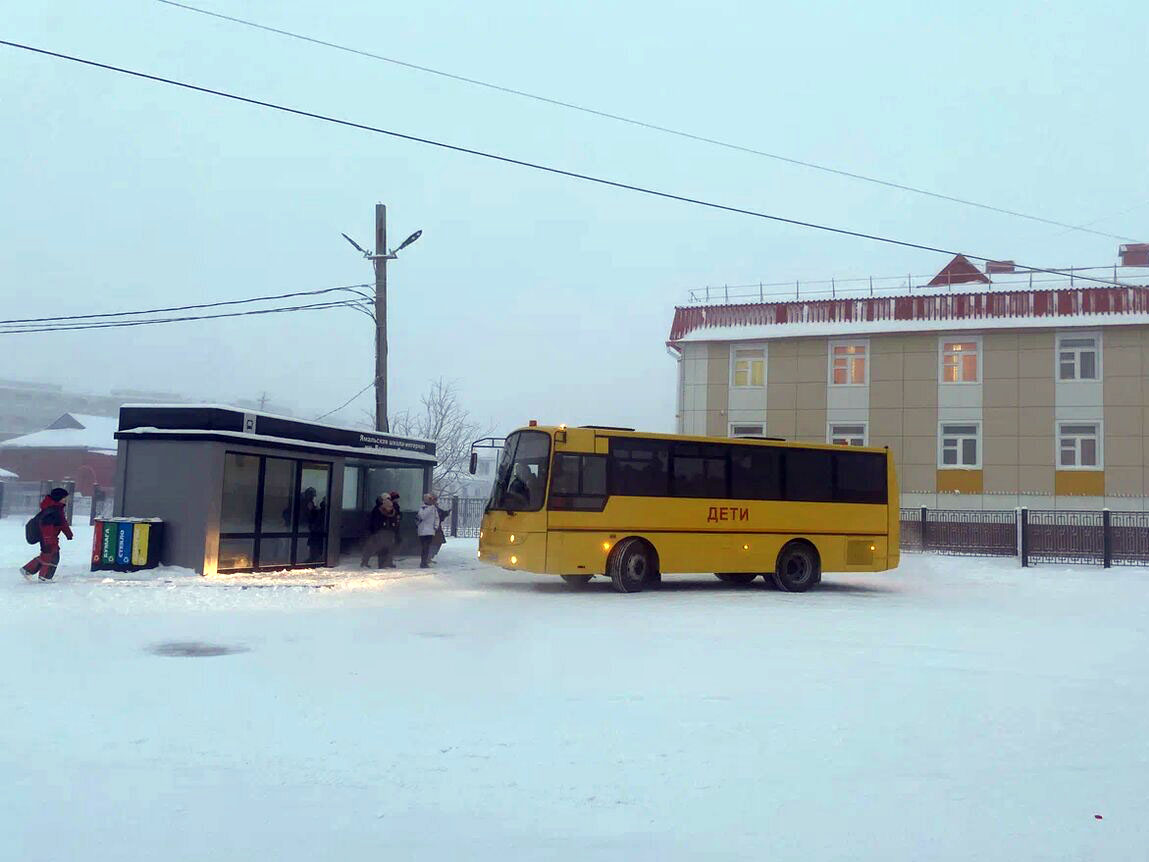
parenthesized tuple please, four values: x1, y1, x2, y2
(341, 232, 370, 256)
(396, 229, 422, 252)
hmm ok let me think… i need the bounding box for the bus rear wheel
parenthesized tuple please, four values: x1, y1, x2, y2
(772, 542, 820, 592)
(715, 572, 758, 584)
(608, 538, 656, 593)
(561, 574, 593, 587)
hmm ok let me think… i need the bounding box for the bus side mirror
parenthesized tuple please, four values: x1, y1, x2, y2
(469, 452, 478, 475)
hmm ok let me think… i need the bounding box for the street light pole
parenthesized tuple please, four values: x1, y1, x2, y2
(341, 209, 422, 434)
(373, 203, 388, 433)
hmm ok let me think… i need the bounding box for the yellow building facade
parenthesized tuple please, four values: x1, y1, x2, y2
(670, 273, 1149, 511)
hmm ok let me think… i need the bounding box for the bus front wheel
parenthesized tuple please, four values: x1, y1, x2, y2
(608, 538, 656, 593)
(561, 574, 593, 587)
(715, 572, 758, 584)
(772, 542, 820, 592)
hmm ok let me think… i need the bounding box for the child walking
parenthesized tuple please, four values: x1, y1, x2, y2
(21, 488, 74, 582)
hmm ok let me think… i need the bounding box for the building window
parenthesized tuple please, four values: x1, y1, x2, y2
(1058, 422, 1102, 468)
(830, 341, 867, 385)
(729, 423, 765, 438)
(731, 347, 765, 388)
(938, 422, 980, 468)
(1058, 334, 1100, 381)
(829, 423, 867, 446)
(941, 339, 980, 383)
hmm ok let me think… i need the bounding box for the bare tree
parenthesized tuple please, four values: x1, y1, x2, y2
(389, 378, 490, 494)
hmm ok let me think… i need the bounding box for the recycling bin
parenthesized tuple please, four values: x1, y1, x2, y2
(91, 518, 165, 572)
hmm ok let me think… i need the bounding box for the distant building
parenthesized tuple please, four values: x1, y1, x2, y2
(0, 413, 118, 495)
(0, 378, 297, 443)
(668, 253, 1149, 510)
(453, 450, 498, 498)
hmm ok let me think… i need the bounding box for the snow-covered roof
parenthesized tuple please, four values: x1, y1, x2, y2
(0, 467, 18, 479)
(669, 285, 1149, 343)
(0, 413, 118, 453)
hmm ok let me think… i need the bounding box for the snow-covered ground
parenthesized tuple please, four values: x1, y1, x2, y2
(4, 517, 1147, 861)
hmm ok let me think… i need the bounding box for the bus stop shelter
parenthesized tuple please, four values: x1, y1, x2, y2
(113, 405, 436, 574)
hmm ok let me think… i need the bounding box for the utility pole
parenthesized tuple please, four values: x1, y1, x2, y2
(374, 203, 389, 432)
(341, 206, 421, 434)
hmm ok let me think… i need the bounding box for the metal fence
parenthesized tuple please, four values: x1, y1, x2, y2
(0, 481, 114, 523)
(901, 506, 1149, 568)
(446, 496, 488, 539)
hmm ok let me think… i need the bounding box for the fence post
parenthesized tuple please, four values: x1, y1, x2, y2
(1020, 507, 1029, 567)
(0, 481, 5, 518)
(920, 506, 928, 552)
(1102, 508, 1112, 568)
(450, 495, 459, 538)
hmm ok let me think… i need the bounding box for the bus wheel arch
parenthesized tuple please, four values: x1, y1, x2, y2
(772, 540, 822, 592)
(607, 537, 660, 593)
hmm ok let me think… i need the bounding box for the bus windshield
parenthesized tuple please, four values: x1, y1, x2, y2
(488, 430, 551, 512)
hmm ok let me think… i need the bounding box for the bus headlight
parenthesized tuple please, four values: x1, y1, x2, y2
(510, 555, 518, 565)
(509, 534, 516, 544)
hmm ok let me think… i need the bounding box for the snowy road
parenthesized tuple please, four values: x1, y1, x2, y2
(3, 518, 1147, 860)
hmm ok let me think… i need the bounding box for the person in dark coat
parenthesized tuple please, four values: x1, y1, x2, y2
(360, 496, 398, 568)
(300, 487, 327, 563)
(21, 488, 73, 582)
(388, 491, 402, 548)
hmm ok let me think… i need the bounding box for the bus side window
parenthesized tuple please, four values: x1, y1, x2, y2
(610, 440, 670, 497)
(834, 452, 887, 504)
(581, 455, 607, 495)
(671, 443, 727, 498)
(784, 449, 834, 502)
(730, 446, 782, 501)
(552, 454, 581, 495)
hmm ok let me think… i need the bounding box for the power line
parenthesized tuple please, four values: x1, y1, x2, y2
(314, 378, 379, 421)
(0, 39, 1127, 290)
(0, 298, 370, 335)
(154, 0, 1137, 243)
(0, 282, 370, 326)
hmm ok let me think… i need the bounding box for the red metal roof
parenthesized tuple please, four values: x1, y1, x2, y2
(668, 284, 1149, 343)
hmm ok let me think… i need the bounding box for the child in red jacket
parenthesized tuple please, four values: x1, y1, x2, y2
(21, 488, 74, 582)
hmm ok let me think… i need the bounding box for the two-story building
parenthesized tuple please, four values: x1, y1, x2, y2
(668, 253, 1149, 510)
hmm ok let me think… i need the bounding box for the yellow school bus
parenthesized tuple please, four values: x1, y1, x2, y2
(474, 424, 899, 593)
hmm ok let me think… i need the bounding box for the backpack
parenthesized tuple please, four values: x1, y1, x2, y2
(24, 511, 42, 545)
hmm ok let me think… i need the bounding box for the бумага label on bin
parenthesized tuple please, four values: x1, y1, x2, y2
(102, 522, 117, 565)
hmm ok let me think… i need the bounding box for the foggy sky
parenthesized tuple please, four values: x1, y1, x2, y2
(3, 0, 1146, 436)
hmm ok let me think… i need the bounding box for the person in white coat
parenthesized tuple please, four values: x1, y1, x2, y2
(416, 493, 440, 568)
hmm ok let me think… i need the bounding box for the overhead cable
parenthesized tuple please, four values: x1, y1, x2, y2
(0, 39, 1128, 289)
(153, 0, 1136, 242)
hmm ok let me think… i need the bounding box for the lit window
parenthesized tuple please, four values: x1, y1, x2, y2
(830, 342, 867, 385)
(732, 348, 765, 387)
(939, 423, 980, 467)
(1058, 423, 1101, 468)
(941, 340, 979, 383)
(829, 423, 867, 447)
(729, 423, 765, 438)
(1058, 334, 1100, 381)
